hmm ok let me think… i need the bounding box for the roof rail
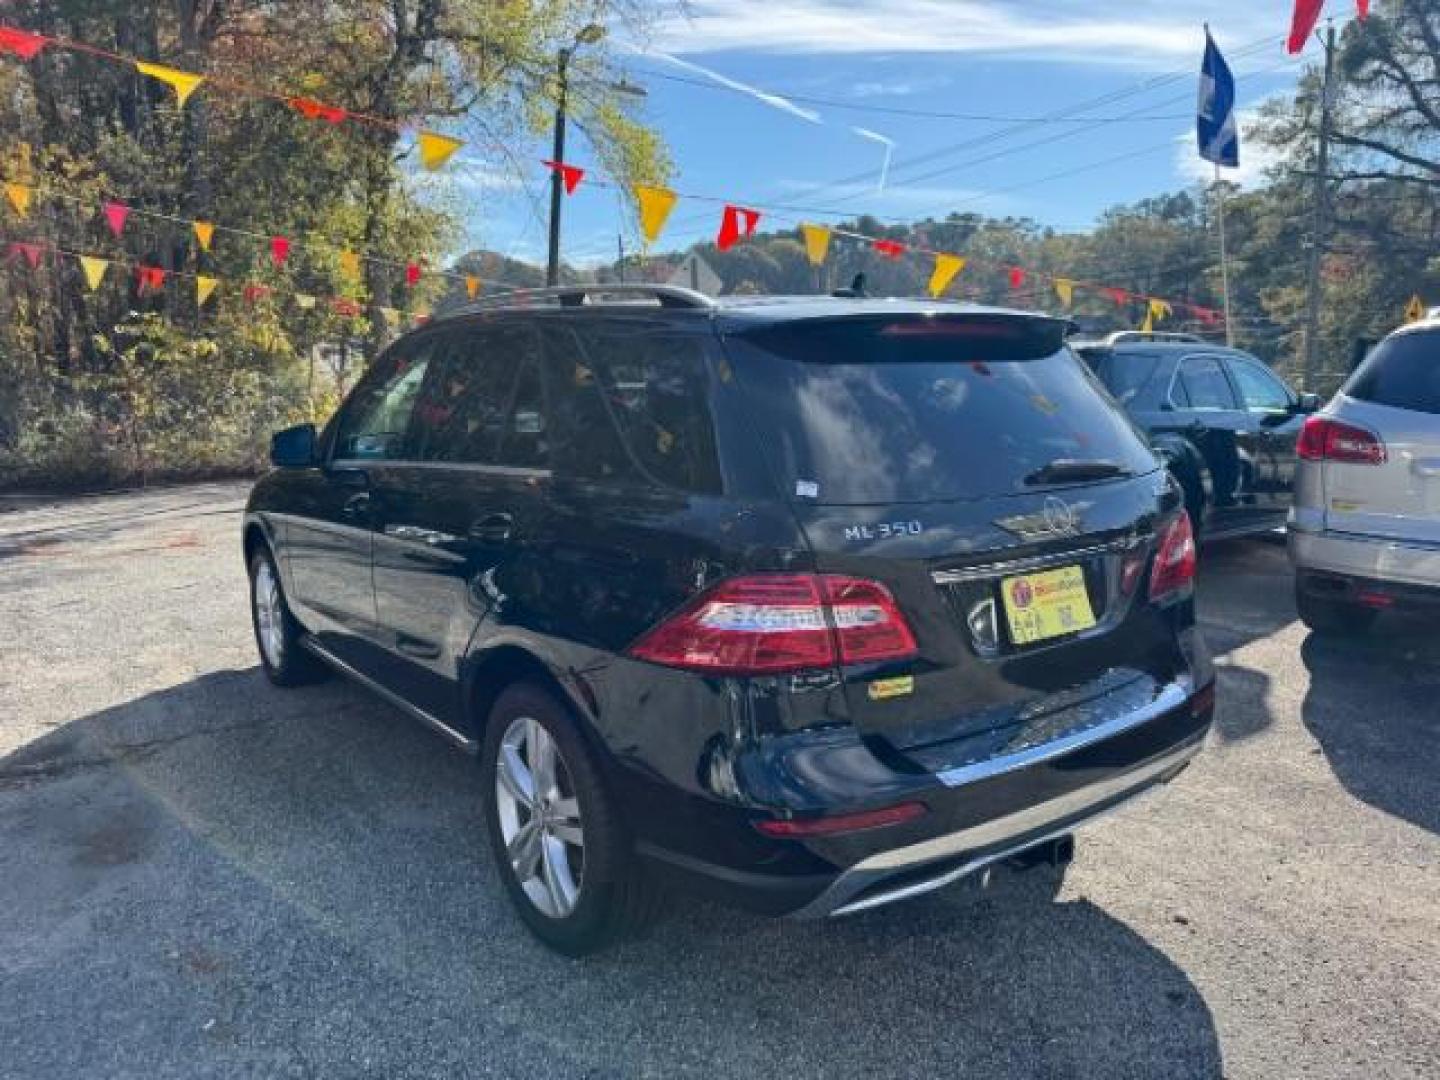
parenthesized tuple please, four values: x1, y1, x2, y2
(1103, 330, 1206, 345)
(456, 283, 716, 313)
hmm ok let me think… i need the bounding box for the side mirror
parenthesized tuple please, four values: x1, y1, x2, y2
(1297, 392, 1323, 414)
(270, 423, 317, 468)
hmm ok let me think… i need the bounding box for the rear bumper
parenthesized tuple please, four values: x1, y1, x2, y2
(635, 679, 1212, 918)
(1289, 527, 1440, 592)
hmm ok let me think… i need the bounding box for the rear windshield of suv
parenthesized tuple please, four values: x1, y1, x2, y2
(1344, 329, 1440, 415)
(725, 316, 1158, 505)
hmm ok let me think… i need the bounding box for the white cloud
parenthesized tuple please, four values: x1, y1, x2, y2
(654, 1, 1283, 67)
(641, 50, 823, 122)
(1173, 107, 1283, 190)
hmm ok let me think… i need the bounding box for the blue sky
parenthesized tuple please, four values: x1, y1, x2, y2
(434, 1, 1347, 269)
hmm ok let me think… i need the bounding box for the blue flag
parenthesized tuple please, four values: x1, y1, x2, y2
(1197, 29, 1239, 168)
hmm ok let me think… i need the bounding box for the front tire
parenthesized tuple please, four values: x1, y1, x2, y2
(1295, 583, 1379, 635)
(481, 683, 661, 955)
(248, 548, 326, 686)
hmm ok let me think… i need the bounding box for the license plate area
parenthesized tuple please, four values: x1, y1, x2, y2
(999, 565, 1097, 645)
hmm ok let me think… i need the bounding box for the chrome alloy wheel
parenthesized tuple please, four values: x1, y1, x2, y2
(495, 716, 585, 918)
(253, 560, 285, 669)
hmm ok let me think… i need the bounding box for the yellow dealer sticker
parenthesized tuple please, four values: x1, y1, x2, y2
(867, 675, 914, 701)
(1001, 565, 1096, 645)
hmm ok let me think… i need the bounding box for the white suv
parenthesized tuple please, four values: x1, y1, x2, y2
(1290, 318, 1440, 633)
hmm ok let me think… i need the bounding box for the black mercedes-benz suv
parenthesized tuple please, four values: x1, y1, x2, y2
(244, 285, 1215, 954)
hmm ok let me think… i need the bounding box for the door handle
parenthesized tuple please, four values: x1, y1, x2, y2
(469, 512, 515, 543)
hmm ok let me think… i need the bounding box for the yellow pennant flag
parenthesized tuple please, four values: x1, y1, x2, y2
(339, 250, 361, 281)
(417, 131, 463, 171)
(1140, 308, 1155, 333)
(1405, 295, 1425, 323)
(1054, 278, 1074, 308)
(1148, 298, 1172, 323)
(380, 306, 400, 327)
(295, 293, 317, 310)
(4, 182, 33, 218)
(135, 61, 206, 107)
(927, 253, 967, 298)
(635, 185, 678, 245)
(465, 275, 481, 300)
(196, 275, 219, 306)
(79, 256, 108, 291)
(800, 223, 832, 267)
(193, 220, 215, 252)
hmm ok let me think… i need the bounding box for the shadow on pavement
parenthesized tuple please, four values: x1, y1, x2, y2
(1300, 621, 1440, 837)
(1195, 536, 1297, 658)
(0, 668, 1223, 1078)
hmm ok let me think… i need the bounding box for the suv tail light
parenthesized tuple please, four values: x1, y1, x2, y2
(1296, 416, 1386, 465)
(627, 573, 918, 675)
(1149, 511, 1197, 603)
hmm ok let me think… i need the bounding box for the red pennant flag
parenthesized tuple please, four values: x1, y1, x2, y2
(872, 239, 906, 260)
(0, 27, 48, 60)
(136, 265, 166, 293)
(1356, 0, 1369, 17)
(332, 297, 361, 317)
(716, 204, 761, 252)
(9, 241, 43, 268)
(405, 261, 422, 287)
(1009, 266, 1026, 290)
(289, 97, 348, 124)
(541, 159, 585, 195)
(103, 200, 130, 238)
(1287, 0, 1325, 54)
(270, 235, 290, 267)
(243, 283, 271, 305)
(1105, 287, 1131, 309)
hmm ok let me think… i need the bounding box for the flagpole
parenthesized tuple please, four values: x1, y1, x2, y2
(1214, 163, 1235, 347)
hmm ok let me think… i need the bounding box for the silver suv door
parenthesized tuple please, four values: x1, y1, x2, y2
(1326, 325, 1440, 546)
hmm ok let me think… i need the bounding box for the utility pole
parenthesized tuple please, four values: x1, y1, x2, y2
(1301, 22, 1337, 391)
(544, 47, 571, 287)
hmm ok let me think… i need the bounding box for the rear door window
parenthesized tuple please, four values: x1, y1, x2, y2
(544, 324, 722, 494)
(724, 315, 1157, 505)
(1344, 330, 1440, 415)
(1177, 355, 1238, 411)
(412, 324, 550, 468)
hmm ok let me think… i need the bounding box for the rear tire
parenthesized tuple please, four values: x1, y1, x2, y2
(481, 682, 663, 955)
(248, 548, 327, 686)
(1295, 584, 1379, 635)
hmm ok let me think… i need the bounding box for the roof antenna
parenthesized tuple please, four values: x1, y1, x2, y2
(832, 272, 867, 299)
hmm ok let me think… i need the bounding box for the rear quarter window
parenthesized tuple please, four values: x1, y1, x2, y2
(1085, 350, 1167, 409)
(1344, 330, 1440, 415)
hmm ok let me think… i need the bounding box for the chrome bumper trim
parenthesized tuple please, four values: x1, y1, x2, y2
(792, 736, 1203, 919)
(934, 681, 1191, 789)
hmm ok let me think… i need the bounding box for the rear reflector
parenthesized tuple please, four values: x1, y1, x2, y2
(1189, 681, 1216, 717)
(753, 801, 927, 838)
(1356, 590, 1394, 609)
(1296, 416, 1387, 465)
(1149, 510, 1197, 603)
(628, 573, 918, 675)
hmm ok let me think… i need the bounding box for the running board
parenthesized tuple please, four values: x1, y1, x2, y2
(301, 637, 478, 754)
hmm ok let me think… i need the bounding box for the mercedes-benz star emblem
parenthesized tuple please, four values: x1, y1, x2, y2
(1042, 496, 1080, 536)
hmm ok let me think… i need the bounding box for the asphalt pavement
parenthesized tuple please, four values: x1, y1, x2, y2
(1, 482, 1436, 1079)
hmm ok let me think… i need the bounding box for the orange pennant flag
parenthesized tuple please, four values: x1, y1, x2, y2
(800, 224, 831, 267)
(135, 61, 205, 107)
(4, 182, 33, 218)
(193, 220, 215, 252)
(927, 254, 966, 298)
(196, 275, 219, 306)
(79, 256, 108, 291)
(417, 131, 463, 171)
(465, 275, 482, 299)
(339, 250, 361, 280)
(635, 185, 678, 245)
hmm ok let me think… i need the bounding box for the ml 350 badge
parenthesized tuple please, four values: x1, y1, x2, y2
(1001, 565, 1097, 645)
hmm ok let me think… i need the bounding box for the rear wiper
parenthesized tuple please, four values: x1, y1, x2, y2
(1023, 458, 1132, 486)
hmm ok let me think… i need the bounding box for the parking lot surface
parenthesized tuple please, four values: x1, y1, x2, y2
(1, 482, 1437, 1079)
